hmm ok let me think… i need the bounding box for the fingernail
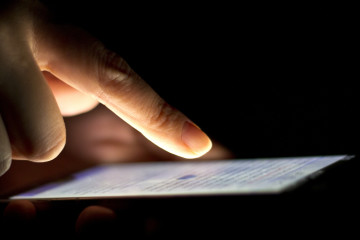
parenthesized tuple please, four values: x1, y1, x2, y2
(181, 121, 212, 157)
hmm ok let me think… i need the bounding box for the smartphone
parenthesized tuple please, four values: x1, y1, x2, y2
(4, 155, 353, 201)
(1, 155, 356, 237)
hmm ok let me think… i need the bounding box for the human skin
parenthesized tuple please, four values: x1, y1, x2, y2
(0, 0, 212, 176)
(0, 107, 232, 236)
(0, 0, 233, 235)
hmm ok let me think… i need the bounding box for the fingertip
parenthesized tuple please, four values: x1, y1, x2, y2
(3, 200, 37, 222)
(2, 200, 37, 236)
(181, 121, 213, 159)
(12, 127, 66, 162)
(76, 206, 117, 236)
(30, 133, 66, 162)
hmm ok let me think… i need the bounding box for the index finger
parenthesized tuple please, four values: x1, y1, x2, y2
(33, 24, 212, 159)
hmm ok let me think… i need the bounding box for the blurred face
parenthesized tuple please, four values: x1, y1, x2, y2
(64, 104, 148, 163)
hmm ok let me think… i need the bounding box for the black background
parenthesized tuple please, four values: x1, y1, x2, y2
(41, 1, 358, 159)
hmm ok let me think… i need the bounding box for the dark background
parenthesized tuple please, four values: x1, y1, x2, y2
(0, 2, 358, 236)
(41, 1, 358, 158)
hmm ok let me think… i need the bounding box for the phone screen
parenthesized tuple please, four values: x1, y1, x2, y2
(10, 155, 350, 200)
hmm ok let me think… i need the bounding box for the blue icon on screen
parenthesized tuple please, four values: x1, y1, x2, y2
(177, 174, 197, 180)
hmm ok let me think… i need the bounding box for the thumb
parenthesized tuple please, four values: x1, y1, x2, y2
(34, 25, 212, 158)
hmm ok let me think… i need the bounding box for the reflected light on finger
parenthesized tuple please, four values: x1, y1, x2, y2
(43, 71, 99, 116)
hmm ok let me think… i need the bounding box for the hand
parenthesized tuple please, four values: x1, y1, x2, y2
(0, 0, 212, 176)
(0, 105, 232, 197)
(0, 107, 232, 236)
(0, 106, 232, 237)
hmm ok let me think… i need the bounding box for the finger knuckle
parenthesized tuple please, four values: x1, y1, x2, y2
(145, 101, 180, 131)
(93, 43, 138, 99)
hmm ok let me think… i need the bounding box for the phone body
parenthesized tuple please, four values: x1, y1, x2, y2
(1, 155, 357, 237)
(2, 155, 358, 237)
(3, 155, 353, 201)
